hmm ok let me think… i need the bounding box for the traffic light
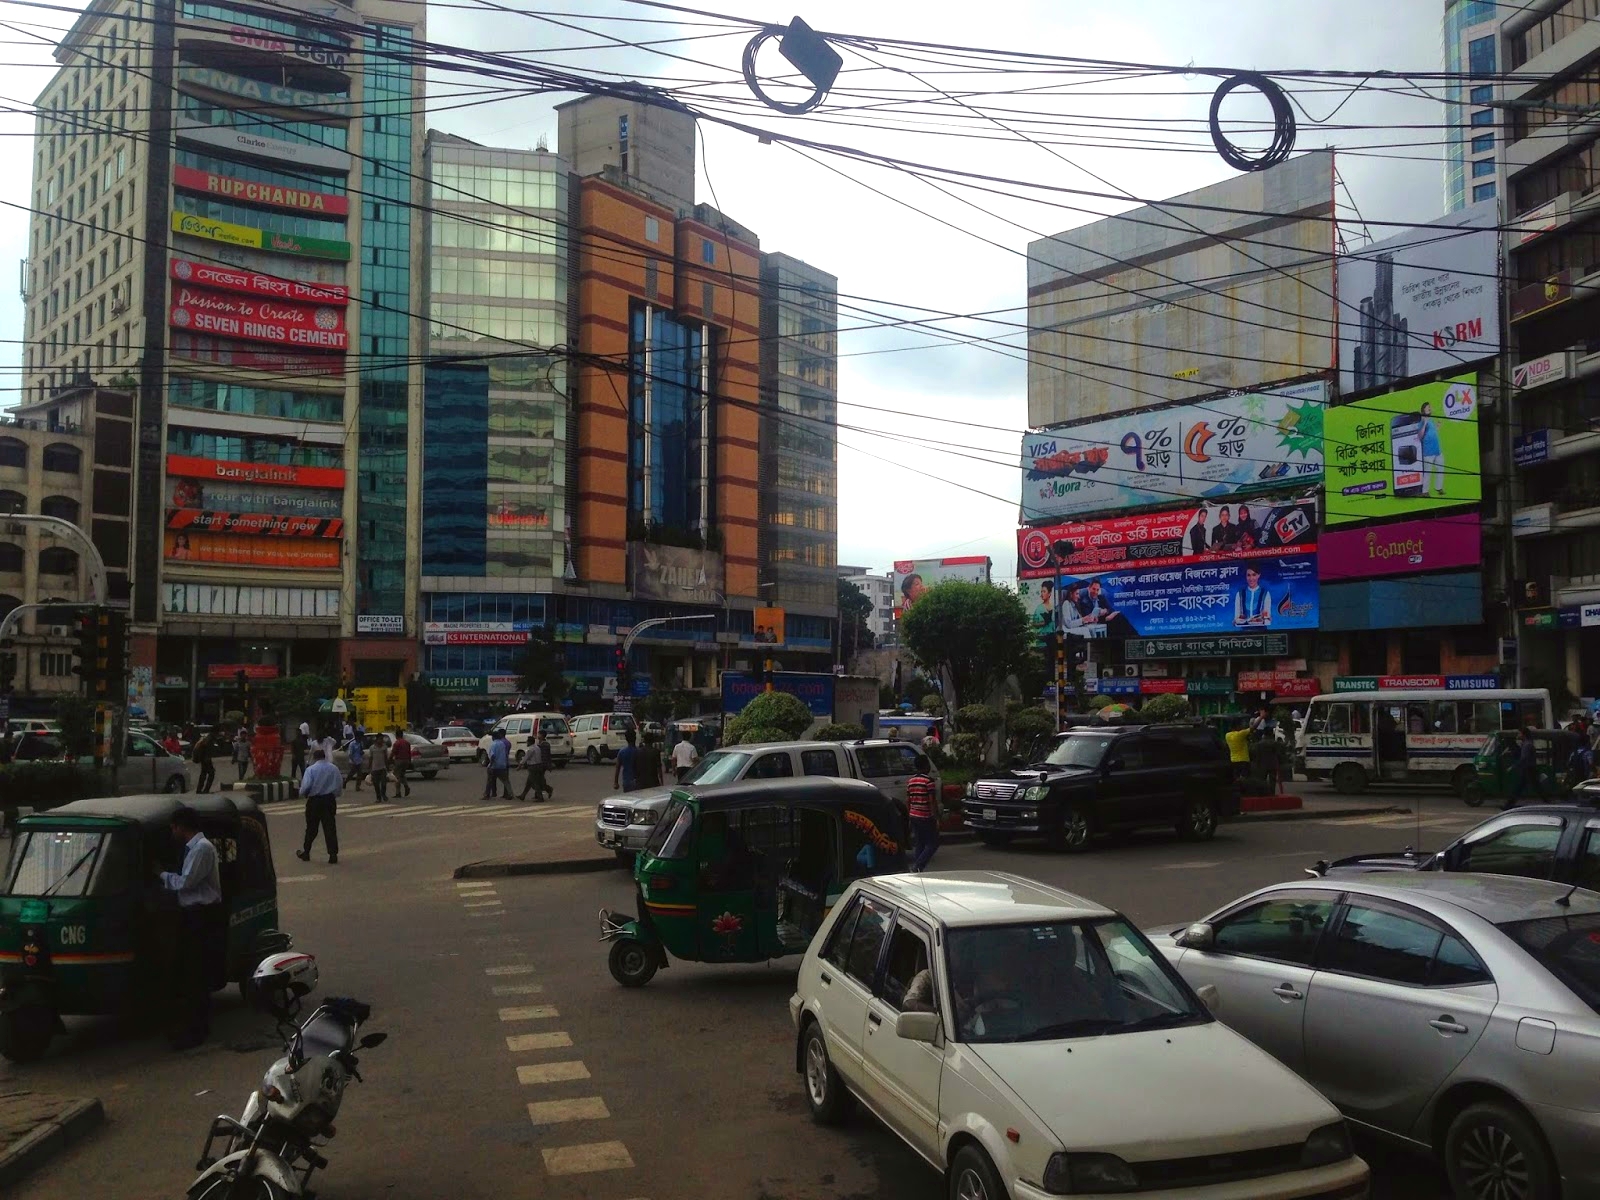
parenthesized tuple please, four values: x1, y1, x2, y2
(614, 644, 628, 681)
(72, 610, 99, 691)
(90, 610, 113, 700)
(102, 609, 129, 695)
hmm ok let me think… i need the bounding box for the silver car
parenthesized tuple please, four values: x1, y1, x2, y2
(1152, 873, 1600, 1200)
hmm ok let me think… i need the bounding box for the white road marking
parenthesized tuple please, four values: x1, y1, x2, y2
(456, 881, 495, 889)
(485, 804, 593, 818)
(542, 1141, 633, 1175)
(1157, 861, 1222, 870)
(276, 874, 327, 883)
(528, 1097, 609, 1125)
(517, 1060, 589, 1085)
(499, 1005, 558, 1021)
(468, 909, 505, 917)
(485, 964, 534, 976)
(507, 1031, 573, 1052)
(463, 900, 503, 908)
(493, 983, 543, 996)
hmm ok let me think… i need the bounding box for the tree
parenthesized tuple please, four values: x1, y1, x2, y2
(1137, 693, 1191, 723)
(812, 722, 866, 742)
(920, 693, 945, 716)
(898, 581, 1033, 720)
(725, 691, 813, 745)
(512, 626, 568, 707)
(633, 688, 697, 726)
(837, 577, 875, 662)
(260, 672, 334, 730)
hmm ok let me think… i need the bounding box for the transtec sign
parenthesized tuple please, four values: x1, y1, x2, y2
(170, 285, 348, 351)
(171, 257, 347, 304)
(1019, 380, 1327, 521)
(172, 166, 349, 215)
(1124, 633, 1290, 660)
(1332, 674, 1501, 692)
(170, 212, 351, 261)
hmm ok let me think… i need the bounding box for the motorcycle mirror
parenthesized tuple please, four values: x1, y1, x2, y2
(359, 1032, 388, 1049)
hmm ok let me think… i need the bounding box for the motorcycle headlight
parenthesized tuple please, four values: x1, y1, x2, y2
(630, 809, 659, 826)
(1043, 1152, 1137, 1194)
(1300, 1121, 1354, 1168)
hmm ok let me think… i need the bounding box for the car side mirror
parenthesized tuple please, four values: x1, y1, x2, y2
(1195, 983, 1221, 1013)
(1104, 756, 1124, 772)
(895, 1011, 939, 1044)
(1177, 922, 1215, 950)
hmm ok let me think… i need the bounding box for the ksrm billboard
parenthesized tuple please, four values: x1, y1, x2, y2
(1337, 200, 1499, 396)
(1019, 379, 1327, 522)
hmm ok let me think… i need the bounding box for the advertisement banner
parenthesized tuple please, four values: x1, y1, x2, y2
(1324, 375, 1480, 527)
(423, 630, 528, 646)
(891, 556, 993, 616)
(170, 256, 348, 305)
(754, 606, 786, 647)
(1318, 514, 1481, 582)
(1017, 491, 1317, 581)
(166, 477, 342, 518)
(163, 583, 339, 618)
(170, 211, 351, 261)
(1333, 674, 1500, 692)
(423, 621, 536, 635)
(1513, 430, 1551, 468)
(1019, 555, 1318, 638)
(172, 164, 348, 215)
(206, 663, 280, 682)
(169, 331, 344, 377)
(1514, 352, 1568, 391)
(721, 671, 835, 718)
(1139, 679, 1188, 695)
(1124, 633, 1289, 660)
(174, 119, 353, 173)
(175, 65, 349, 116)
(171, 237, 346, 285)
(1336, 201, 1499, 394)
(170, 285, 348, 351)
(1020, 380, 1327, 521)
(166, 509, 342, 538)
(226, 26, 350, 67)
(165, 530, 340, 568)
(1512, 504, 1555, 537)
(166, 455, 345, 490)
(488, 499, 551, 529)
(356, 615, 404, 635)
(628, 542, 724, 606)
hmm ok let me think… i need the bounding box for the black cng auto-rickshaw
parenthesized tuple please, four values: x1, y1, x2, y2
(0, 792, 288, 1062)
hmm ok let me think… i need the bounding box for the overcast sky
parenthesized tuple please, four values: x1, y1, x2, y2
(0, 0, 1451, 584)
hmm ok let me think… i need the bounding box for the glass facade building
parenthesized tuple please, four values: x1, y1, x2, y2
(1443, 0, 1501, 212)
(628, 308, 711, 534)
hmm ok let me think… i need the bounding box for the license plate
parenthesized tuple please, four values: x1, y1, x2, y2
(982, 808, 997, 821)
(601, 832, 619, 846)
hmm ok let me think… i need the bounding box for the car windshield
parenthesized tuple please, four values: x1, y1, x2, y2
(945, 918, 1207, 1043)
(1497, 913, 1600, 1015)
(3, 830, 107, 897)
(681, 750, 749, 786)
(442, 727, 471, 738)
(1042, 734, 1116, 769)
(645, 798, 696, 859)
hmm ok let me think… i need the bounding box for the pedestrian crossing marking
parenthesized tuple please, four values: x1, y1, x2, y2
(493, 983, 543, 996)
(486, 964, 534, 976)
(518, 1061, 589, 1085)
(528, 1097, 609, 1125)
(542, 1141, 633, 1175)
(507, 1031, 573, 1052)
(457, 881, 494, 889)
(339, 801, 593, 820)
(500, 1005, 559, 1022)
(463, 899, 503, 908)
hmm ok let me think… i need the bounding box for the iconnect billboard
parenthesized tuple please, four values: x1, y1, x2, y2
(1336, 201, 1499, 395)
(1318, 513, 1481, 582)
(1324, 375, 1480, 527)
(891, 556, 993, 617)
(1019, 380, 1327, 522)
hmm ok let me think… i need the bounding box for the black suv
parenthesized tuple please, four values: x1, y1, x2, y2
(964, 723, 1238, 852)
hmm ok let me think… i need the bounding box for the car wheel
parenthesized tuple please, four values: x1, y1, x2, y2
(607, 938, 658, 987)
(0, 1004, 53, 1064)
(1048, 803, 1093, 853)
(587, 747, 600, 765)
(1331, 762, 1367, 795)
(977, 832, 1013, 848)
(801, 1022, 854, 1125)
(1178, 796, 1218, 841)
(421, 771, 438, 780)
(164, 774, 187, 793)
(476, 749, 486, 765)
(1444, 1100, 1556, 1200)
(948, 1145, 1005, 1200)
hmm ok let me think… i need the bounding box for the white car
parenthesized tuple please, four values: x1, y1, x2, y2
(790, 871, 1369, 1200)
(476, 712, 573, 767)
(569, 710, 637, 763)
(424, 725, 480, 763)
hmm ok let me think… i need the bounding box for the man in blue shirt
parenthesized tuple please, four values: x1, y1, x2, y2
(296, 748, 343, 865)
(613, 728, 639, 793)
(483, 730, 513, 799)
(159, 805, 223, 1050)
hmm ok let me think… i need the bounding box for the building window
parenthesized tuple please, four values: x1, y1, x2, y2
(0, 439, 26, 469)
(0, 491, 22, 514)
(1472, 158, 1497, 178)
(1473, 182, 1497, 202)
(701, 237, 715, 265)
(41, 443, 80, 473)
(1470, 84, 1494, 104)
(1471, 133, 1494, 154)
(1468, 35, 1496, 77)
(1470, 109, 1494, 127)
(39, 496, 79, 523)
(39, 651, 72, 678)
(37, 547, 78, 575)
(0, 544, 21, 572)
(644, 215, 659, 243)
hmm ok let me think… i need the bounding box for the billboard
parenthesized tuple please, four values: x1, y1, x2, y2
(892, 556, 993, 616)
(1336, 201, 1499, 395)
(1325, 375, 1480, 527)
(629, 543, 724, 606)
(169, 332, 344, 378)
(172, 164, 349, 213)
(165, 455, 345, 489)
(754, 606, 786, 647)
(1020, 380, 1326, 521)
(170, 210, 351, 260)
(1319, 514, 1481, 582)
(170, 285, 348, 351)
(1017, 556, 1318, 638)
(1027, 152, 1335, 425)
(488, 499, 551, 529)
(166, 509, 342, 538)
(170, 257, 347, 304)
(166, 477, 342, 518)
(722, 671, 835, 718)
(164, 530, 340, 568)
(1017, 490, 1317, 582)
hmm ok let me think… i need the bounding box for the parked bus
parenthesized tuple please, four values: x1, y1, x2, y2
(1301, 688, 1553, 796)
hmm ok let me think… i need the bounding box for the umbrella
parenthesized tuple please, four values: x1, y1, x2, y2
(1097, 703, 1134, 718)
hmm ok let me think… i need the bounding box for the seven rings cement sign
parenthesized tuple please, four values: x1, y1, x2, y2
(170, 285, 348, 351)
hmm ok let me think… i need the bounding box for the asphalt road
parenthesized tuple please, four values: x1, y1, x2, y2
(6, 762, 1492, 1199)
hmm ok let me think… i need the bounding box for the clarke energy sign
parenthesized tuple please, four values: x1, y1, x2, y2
(1019, 380, 1327, 521)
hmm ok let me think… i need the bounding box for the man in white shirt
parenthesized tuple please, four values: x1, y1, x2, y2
(670, 737, 699, 782)
(159, 805, 223, 1050)
(297, 748, 343, 864)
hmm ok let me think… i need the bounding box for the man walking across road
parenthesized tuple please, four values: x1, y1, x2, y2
(158, 805, 223, 1050)
(367, 734, 389, 804)
(194, 730, 217, 794)
(635, 731, 663, 790)
(613, 728, 640, 793)
(907, 754, 939, 872)
(231, 728, 252, 784)
(344, 732, 365, 791)
(289, 720, 307, 782)
(483, 729, 513, 799)
(296, 748, 342, 865)
(519, 730, 553, 802)
(389, 729, 413, 797)
(670, 735, 698, 782)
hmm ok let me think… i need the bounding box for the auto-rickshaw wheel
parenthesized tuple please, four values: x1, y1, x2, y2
(608, 938, 658, 987)
(0, 1004, 54, 1063)
(1460, 778, 1487, 807)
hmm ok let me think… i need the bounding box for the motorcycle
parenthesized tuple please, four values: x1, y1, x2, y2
(185, 953, 386, 1199)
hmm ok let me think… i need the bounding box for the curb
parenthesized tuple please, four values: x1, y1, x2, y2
(230, 780, 296, 803)
(0, 1098, 104, 1191)
(455, 856, 624, 880)
(1232, 804, 1406, 823)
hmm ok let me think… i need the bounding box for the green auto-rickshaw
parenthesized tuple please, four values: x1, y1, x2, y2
(0, 792, 288, 1062)
(599, 776, 907, 986)
(1464, 729, 1572, 807)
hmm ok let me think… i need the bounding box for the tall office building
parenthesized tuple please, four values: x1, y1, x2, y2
(20, 0, 426, 721)
(1498, 2, 1600, 695)
(1443, 0, 1503, 212)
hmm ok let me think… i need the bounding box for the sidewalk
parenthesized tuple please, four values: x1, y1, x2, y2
(0, 1090, 104, 1190)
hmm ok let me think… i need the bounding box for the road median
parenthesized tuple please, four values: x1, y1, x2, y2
(0, 1092, 105, 1190)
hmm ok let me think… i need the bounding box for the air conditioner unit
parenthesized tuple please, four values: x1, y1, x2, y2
(1122, 665, 1139, 678)
(49, 625, 68, 637)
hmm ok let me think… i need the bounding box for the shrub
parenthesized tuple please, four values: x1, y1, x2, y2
(811, 723, 866, 742)
(946, 732, 985, 768)
(920, 693, 945, 716)
(1007, 707, 1055, 742)
(1137, 693, 1191, 723)
(0, 762, 108, 814)
(956, 704, 1003, 738)
(724, 691, 813, 745)
(730, 724, 793, 746)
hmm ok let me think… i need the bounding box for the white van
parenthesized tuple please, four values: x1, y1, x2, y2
(476, 712, 573, 767)
(569, 711, 637, 763)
